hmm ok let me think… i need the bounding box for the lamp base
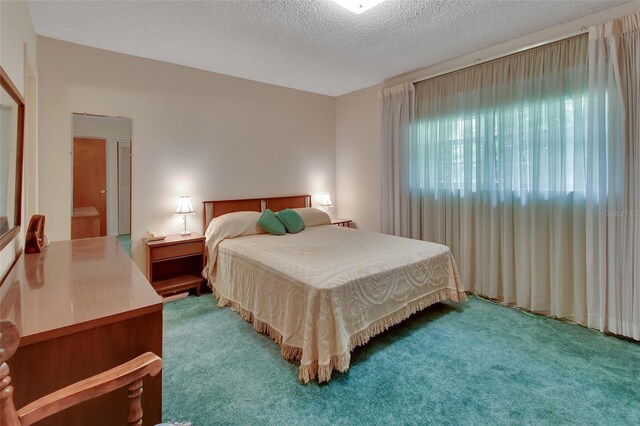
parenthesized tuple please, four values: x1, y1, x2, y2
(180, 214, 191, 236)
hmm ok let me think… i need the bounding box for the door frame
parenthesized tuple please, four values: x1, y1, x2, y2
(116, 140, 132, 236)
(70, 113, 134, 240)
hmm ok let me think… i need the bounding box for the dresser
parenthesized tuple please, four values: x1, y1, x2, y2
(0, 237, 163, 425)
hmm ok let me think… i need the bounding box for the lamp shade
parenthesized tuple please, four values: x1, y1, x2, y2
(175, 195, 195, 214)
(319, 193, 333, 207)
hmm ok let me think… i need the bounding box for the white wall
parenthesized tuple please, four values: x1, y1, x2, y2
(0, 0, 37, 279)
(335, 85, 380, 231)
(72, 114, 131, 236)
(37, 36, 336, 271)
(335, 2, 640, 234)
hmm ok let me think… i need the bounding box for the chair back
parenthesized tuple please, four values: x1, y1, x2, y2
(0, 319, 162, 426)
(0, 320, 22, 425)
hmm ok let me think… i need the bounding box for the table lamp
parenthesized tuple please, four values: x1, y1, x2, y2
(319, 193, 333, 213)
(175, 195, 195, 235)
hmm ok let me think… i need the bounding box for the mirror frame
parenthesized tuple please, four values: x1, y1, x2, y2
(0, 66, 25, 252)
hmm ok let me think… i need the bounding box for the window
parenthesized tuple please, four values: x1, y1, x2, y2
(414, 93, 587, 197)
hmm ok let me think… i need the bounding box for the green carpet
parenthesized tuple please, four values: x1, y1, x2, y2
(162, 295, 640, 425)
(116, 234, 131, 256)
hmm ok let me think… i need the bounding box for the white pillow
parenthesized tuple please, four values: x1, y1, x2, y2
(204, 211, 266, 241)
(292, 208, 331, 227)
(204, 211, 267, 282)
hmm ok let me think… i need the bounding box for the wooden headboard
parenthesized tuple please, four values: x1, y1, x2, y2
(202, 195, 312, 232)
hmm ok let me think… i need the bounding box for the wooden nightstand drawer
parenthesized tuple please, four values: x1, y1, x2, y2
(145, 233, 206, 297)
(150, 241, 202, 261)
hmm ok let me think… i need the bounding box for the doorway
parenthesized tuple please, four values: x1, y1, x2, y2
(73, 137, 107, 237)
(71, 114, 132, 253)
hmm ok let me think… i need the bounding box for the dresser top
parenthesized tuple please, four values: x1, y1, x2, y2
(0, 237, 163, 346)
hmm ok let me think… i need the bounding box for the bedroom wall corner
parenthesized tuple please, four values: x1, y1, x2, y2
(0, 0, 38, 278)
(36, 37, 336, 272)
(334, 1, 640, 236)
(335, 84, 381, 232)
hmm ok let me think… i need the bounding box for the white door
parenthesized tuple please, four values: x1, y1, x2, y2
(117, 141, 131, 235)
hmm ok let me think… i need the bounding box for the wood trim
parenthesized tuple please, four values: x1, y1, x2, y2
(16, 352, 162, 426)
(265, 195, 310, 212)
(144, 235, 205, 248)
(0, 66, 26, 105)
(201, 197, 261, 232)
(15, 100, 24, 230)
(18, 304, 163, 347)
(0, 66, 26, 254)
(9, 312, 162, 425)
(202, 195, 312, 233)
(1, 237, 163, 347)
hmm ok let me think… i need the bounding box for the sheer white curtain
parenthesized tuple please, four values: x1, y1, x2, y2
(379, 82, 416, 236)
(416, 36, 589, 320)
(379, 19, 640, 340)
(587, 13, 640, 340)
(384, 35, 591, 322)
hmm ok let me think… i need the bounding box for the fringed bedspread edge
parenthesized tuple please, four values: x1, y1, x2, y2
(212, 287, 467, 384)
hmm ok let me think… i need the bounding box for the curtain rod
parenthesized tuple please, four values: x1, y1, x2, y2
(410, 27, 588, 85)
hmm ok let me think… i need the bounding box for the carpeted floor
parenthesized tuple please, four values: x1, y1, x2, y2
(116, 234, 131, 256)
(162, 295, 640, 425)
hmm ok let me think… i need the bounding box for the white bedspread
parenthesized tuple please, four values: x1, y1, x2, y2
(209, 225, 466, 383)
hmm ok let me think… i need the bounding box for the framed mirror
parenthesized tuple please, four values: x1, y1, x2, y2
(0, 66, 25, 251)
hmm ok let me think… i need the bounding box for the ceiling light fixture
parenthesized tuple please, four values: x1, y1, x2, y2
(329, 0, 387, 14)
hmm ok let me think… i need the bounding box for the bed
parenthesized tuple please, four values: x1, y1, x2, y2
(202, 195, 466, 383)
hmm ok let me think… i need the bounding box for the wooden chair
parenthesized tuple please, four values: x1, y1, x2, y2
(0, 320, 163, 425)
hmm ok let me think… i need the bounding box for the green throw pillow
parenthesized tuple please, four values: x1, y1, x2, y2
(276, 209, 305, 234)
(258, 209, 286, 236)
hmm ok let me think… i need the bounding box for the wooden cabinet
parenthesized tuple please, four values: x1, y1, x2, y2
(144, 233, 205, 297)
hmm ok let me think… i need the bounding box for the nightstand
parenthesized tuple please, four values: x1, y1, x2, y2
(144, 233, 205, 297)
(331, 219, 352, 227)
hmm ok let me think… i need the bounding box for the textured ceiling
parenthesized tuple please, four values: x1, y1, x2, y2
(28, 0, 628, 96)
